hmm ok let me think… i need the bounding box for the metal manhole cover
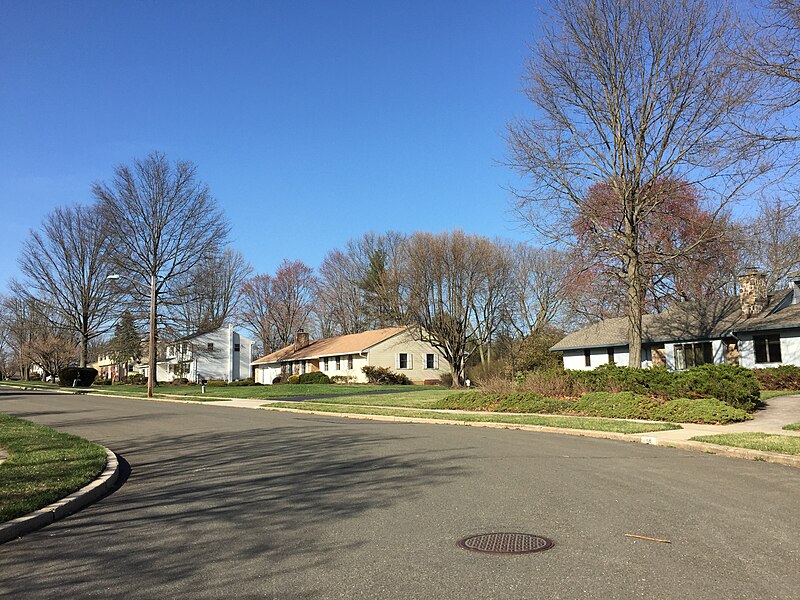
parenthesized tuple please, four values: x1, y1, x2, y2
(457, 532, 554, 555)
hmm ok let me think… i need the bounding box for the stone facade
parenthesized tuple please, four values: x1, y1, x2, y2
(738, 269, 768, 318)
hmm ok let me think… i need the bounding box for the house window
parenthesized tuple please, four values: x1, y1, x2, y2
(323, 357, 329, 371)
(674, 342, 713, 370)
(584, 348, 591, 367)
(754, 334, 782, 364)
(207, 343, 214, 351)
(607, 347, 615, 364)
(301, 360, 307, 374)
(347, 355, 354, 369)
(336, 356, 341, 370)
(398, 353, 411, 369)
(234, 343, 240, 352)
(425, 353, 437, 369)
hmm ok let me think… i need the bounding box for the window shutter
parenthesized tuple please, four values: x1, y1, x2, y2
(434, 354, 439, 369)
(408, 354, 413, 369)
(395, 354, 400, 369)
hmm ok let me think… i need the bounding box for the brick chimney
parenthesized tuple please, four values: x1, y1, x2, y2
(738, 268, 768, 318)
(294, 329, 310, 351)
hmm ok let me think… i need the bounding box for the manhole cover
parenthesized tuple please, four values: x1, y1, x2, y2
(457, 532, 554, 555)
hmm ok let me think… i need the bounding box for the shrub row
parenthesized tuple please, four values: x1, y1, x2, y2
(753, 365, 800, 390)
(298, 371, 331, 384)
(536, 363, 761, 411)
(435, 390, 750, 424)
(362, 366, 412, 385)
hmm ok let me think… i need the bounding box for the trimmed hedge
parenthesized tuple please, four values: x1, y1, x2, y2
(298, 371, 331, 384)
(754, 365, 800, 390)
(554, 363, 761, 411)
(362, 366, 412, 385)
(435, 390, 750, 424)
(287, 375, 300, 384)
(58, 367, 98, 387)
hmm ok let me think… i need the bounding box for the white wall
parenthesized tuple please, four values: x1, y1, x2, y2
(738, 328, 800, 368)
(254, 364, 283, 384)
(562, 346, 630, 370)
(318, 354, 369, 382)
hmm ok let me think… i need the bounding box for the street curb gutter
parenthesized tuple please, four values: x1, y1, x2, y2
(261, 406, 800, 469)
(0, 448, 119, 544)
(637, 437, 800, 468)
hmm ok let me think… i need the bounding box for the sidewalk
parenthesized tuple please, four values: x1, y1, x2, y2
(639, 393, 800, 443)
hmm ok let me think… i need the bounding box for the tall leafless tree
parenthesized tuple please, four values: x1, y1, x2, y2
(508, 245, 572, 336)
(397, 231, 509, 387)
(269, 259, 317, 348)
(94, 151, 229, 397)
(507, 0, 772, 367)
(240, 274, 276, 355)
(740, 196, 800, 287)
(16, 203, 118, 367)
(169, 248, 252, 336)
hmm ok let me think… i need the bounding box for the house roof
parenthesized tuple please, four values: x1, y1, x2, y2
(551, 290, 799, 351)
(252, 327, 408, 365)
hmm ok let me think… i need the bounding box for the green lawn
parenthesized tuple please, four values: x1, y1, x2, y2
(287, 389, 453, 408)
(0, 381, 59, 390)
(0, 413, 107, 523)
(262, 402, 681, 434)
(97, 383, 431, 400)
(759, 390, 800, 401)
(782, 423, 800, 431)
(690, 432, 800, 455)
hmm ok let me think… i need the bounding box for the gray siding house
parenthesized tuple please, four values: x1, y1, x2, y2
(552, 270, 800, 371)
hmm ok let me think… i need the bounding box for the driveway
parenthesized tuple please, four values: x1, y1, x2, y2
(0, 389, 798, 599)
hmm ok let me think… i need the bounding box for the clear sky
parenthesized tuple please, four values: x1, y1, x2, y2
(0, 0, 543, 288)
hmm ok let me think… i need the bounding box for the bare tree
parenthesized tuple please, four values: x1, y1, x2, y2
(508, 245, 573, 336)
(398, 231, 508, 387)
(94, 152, 229, 397)
(16, 203, 118, 367)
(740, 196, 800, 287)
(169, 248, 252, 336)
(507, 0, 771, 367)
(269, 260, 317, 348)
(316, 249, 370, 336)
(315, 231, 406, 336)
(741, 0, 800, 147)
(240, 274, 276, 355)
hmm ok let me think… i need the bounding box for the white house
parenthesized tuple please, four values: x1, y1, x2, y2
(252, 327, 449, 384)
(150, 325, 256, 383)
(552, 270, 800, 371)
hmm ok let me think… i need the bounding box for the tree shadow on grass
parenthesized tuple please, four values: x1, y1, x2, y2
(0, 421, 470, 599)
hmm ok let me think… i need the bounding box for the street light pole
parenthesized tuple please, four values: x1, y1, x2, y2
(148, 273, 156, 398)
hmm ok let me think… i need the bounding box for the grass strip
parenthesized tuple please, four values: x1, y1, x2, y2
(690, 432, 800, 456)
(300, 390, 452, 408)
(783, 423, 800, 431)
(760, 390, 800, 401)
(262, 402, 681, 434)
(0, 413, 107, 523)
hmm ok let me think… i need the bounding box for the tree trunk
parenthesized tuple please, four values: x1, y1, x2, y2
(148, 274, 157, 398)
(625, 218, 644, 368)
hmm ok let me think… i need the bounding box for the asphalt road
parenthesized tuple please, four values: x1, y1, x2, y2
(0, 389, 798, 599)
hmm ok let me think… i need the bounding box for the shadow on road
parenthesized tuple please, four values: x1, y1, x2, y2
(1, 416, 470, 598)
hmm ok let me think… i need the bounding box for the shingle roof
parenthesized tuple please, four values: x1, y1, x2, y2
(551, 291, 799, 351)
(252, 327, 407, 365)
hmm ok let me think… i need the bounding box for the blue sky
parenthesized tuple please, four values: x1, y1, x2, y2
(0, 0, 542, 288)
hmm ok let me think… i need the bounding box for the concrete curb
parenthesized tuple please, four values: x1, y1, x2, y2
(634, 436, 800, 468)
(260, 406, 800, 468)
(0, 448, 120, 544)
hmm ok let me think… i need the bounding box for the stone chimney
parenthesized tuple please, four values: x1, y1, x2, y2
(294, 329, 310, 351)
(738, 268, 768, 318)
